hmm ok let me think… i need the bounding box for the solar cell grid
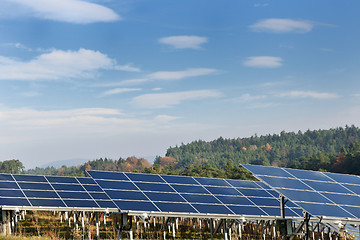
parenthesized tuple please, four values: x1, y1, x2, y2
(88, 170, 303, 218)
(323, 172, 360, 185)
(0, 173, 118, 211)
(46, 176, 78, 184)
(161, 175, 198, 185)
(125, 172, 164, 183)
(302, 180, 352, 194)
(284, 168, 333, 182)
(194, 177, 230, 187)
(225, 179, 260, 188)
(0, 174, 14, 181)
(242, 164, 360, 220)
(13, 174, 47, 182)
(0, 181, 19, 189)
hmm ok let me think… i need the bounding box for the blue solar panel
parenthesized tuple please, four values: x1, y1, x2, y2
(126, 172, 165, 183)
(58, 191, 92, 200)
(285, 168, 333, 182)
(88, 170, 303, 218)
(260, 176, 312, 190)
(64, 200, 98, 208)
(96, 200, 118, 209)
(82, 185, 103, 192)
(323, 172, 360, 185)
(322, 193, 360, 206)
(18, 182, 53, 190)
(89, 192, 111, 200)
(242, 164, 360, 220)
(0, 189, 25, 198)
(51, 183, 84, 191)
(237, 188, 272, 198)
(46, 176, 78, 184)
(0, 182, 19, 189)
(343, 184, 360, 194)
(106, 190, 148, 201)
(181, 194, 221, 204)
(205, 186, 240, 196)
(87, 171, 128, 181)
(0, 197, 30, 206)
(194, 177, 230, 187)
(171, 184, 208, 194)
(225, 179, 260, 188)
(145, 192, 185, 202)
(23, 190, 58, 198)
(228, 205, 265, 215)
(77, 177, 97, 185)
(161, 175, 198, 185)
(0, 173, 117, 210)
(192, 204, 233, 214)
(0, 174, 14, 181)
(13, 175, 47, 182)
(300, 202, 354, 218)
(155, 202, 197, 213)
(96, 180, 138, 191)
(29, 198, 66, 207)
(249, 197, 279, 207)
(114, 200, 159, 212)
(136, 182, 174, 192)
(242, 164, 292, 178)
(216, 196, 253, 205)
(302, 180, 352, 194)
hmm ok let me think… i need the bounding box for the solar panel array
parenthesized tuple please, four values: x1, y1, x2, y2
(0, 173, 117, 210)
(87, 170, 303, 218)
(242, 164, 360, 220)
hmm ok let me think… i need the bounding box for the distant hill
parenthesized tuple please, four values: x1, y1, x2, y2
(165, 125, 360, 171)
(22, 125, 360, 179)
(40, 158, 90, 168)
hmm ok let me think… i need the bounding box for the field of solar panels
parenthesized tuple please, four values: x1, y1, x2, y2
(1, 167, 360, 239)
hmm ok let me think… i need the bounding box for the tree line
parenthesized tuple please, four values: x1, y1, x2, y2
(2, 125, 360, 179)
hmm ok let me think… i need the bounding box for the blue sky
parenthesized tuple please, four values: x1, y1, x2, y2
(1, 0, 359, 168)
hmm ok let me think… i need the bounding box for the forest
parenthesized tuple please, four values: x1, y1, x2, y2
(2, 125, 360, 179)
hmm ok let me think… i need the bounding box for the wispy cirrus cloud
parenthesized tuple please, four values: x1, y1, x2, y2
(148, 68, 216, 80)
(99, 88, 142, 97)
(7, 0, 121, 24)
(0, 48, 140, 81)
(243, 56, 283, 68)
(250, 18, 314, 33)
(278, 91, 340, 99)
(132, 90, 222, 109)
(158, 35, 208, 49)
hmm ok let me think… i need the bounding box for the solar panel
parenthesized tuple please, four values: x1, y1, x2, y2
(242, 164, 360, 221)
(0, 173, 117, 211)
(87, 170, 303, 218)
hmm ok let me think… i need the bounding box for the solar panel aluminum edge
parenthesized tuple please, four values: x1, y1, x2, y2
(242, 164, 360, 221)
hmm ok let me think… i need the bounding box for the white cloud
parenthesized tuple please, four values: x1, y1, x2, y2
(250, 18, 313, 33)
(279, 91, 340, 99)
(243, 56, 283, 68)
(232, 93, 267, 102)
(0, 48, 139, 81)
(132, 90, 222, 108)
(159, 36, 208, 49)
(100, 88, 142, 97)
(9, 0, 121, 24)
(148, 68, 216, 80)
(154, 115, 180, 123)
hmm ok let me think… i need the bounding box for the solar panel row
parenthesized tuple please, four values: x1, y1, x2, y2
(0, 173, 117, 210)
(87, 170, 303, 217)
(242, 164, 360, 220)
